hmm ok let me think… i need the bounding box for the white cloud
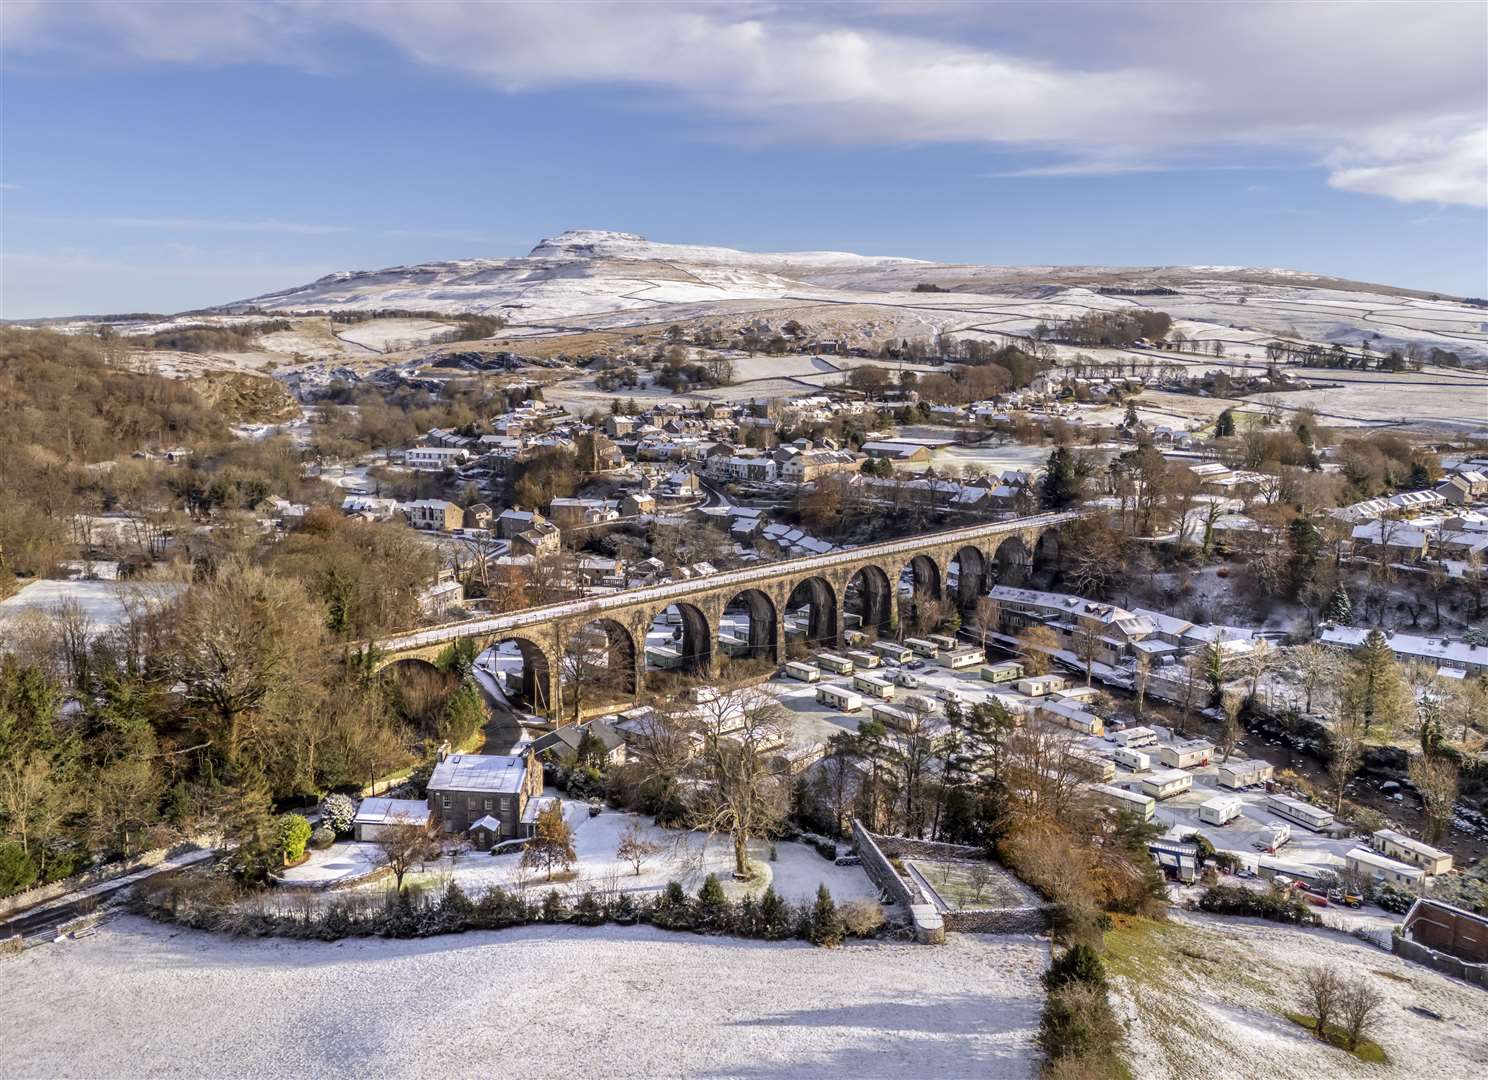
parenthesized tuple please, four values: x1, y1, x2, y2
(5, 1, 1485, 208)
(1326, 124, 1487, 208)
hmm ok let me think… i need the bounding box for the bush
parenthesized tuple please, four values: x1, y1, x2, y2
(319, 794, 356, 836)
(758, 885, 793, 940)
(1375, 883, 1415, 915)
(540, 889, 567, 923)
(1043, 943, 1106, 993)
(652, 880, 695, 931)
(1197, 884, 1319, 925)
(806, 884, 845, 948)
(275, 814, 313, 865)
(1037, 983, 1123, 1064)
(840, 899, 887, 937)
(573, 889, 604, 926)
(310, 826, 336, 850)
(696, 873, 731, 931)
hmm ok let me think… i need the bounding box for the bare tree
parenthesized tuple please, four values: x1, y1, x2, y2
(375, 818, 440, 895)
(1329, 709, 1368, 814)
(691, 687, 791, 878)
(1300, 966, 1343, 1040)
(1133, 655, 1153, 721)
(1338, 976, 1385, 1051)
(1291, 642, 1339, 716)
(1244, 638, 1274, 703)
(1408, 755, 1459, 845)
(1217, 691, 1245, 764)
(1016, 625, 1060, 676)
(1073, 626, 1100, 687)
(966, 596, 1002, 652)
(616, 821, 661, 875)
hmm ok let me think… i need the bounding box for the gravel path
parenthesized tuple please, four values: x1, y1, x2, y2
(2, 916, 1047, 1079)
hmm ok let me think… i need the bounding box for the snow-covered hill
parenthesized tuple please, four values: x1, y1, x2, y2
(217, 229, 1487, 365)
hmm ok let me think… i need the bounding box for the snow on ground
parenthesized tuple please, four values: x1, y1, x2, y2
(0, 578, 183, 630)
(1, 916, 1047, 1079)
(332, 318, 458, 353)
(278, 842, 386, 887)
(395, 799, 878, 908)
(1109, 909, 1488, 1080)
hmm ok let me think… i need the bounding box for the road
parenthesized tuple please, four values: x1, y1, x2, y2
(0, 847, 218, 944)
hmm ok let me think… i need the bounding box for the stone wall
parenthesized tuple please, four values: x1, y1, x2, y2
(944, 906, 1051, 934)
(1392, 933, 1488, 988)
(873, 835, 982, 861)
(852, 821, 1054, 936)
(850, 818, 922, 908)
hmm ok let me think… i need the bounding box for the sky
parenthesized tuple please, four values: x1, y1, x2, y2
(2, 1, 1485, 318)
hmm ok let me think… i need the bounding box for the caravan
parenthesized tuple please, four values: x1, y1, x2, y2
(816, 685, 864, 712)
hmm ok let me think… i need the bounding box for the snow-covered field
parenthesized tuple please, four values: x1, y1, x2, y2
(0, 578, 183, 630)
(1, 916, 1048, 1079)
(332, 318, 457, 353)
(1110, 909, 1488, 1080)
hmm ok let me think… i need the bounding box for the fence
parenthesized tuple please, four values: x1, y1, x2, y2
(1392, 933, 1488, 989)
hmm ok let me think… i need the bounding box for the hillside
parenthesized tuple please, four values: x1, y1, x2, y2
(216, 230, 1486, 369)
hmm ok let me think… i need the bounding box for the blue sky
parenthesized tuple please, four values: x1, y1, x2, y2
(2, 1, 1485, 318)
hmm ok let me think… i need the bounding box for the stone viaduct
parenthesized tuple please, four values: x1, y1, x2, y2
(366, 511, 1078, 722)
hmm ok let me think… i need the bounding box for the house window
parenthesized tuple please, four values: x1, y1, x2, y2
(441, 795, 451, 809)
(484, 799, 493, 811)
(467, 797, 478, 810)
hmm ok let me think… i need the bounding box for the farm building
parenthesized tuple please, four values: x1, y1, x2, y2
(1400, 898, 1488, 965)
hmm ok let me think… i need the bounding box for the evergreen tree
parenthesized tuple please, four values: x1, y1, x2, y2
(1322, 586, 1352, 625)
(696, 872, 730, 930)
(1039, 446, 1082, 511)
(1408, 462, 1431, 491)
(758, 884, 791, 939)
(1286, 518, 1321, 599)
(807, 884, 845, 947)
(1215, 408, 1236, 438)
(1344, 629, 1412, 735)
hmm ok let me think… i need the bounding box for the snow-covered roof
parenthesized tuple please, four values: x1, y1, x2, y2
(353, 798, 431, 827)
(428, 753, 528, 794)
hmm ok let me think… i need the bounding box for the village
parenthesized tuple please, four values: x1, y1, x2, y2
(4, 261, 1488, 1080)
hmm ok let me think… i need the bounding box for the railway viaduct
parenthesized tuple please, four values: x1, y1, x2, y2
(365, 511, 1079, 721)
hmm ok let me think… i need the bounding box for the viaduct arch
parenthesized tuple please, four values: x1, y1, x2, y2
(366, 512, 1079, 722)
